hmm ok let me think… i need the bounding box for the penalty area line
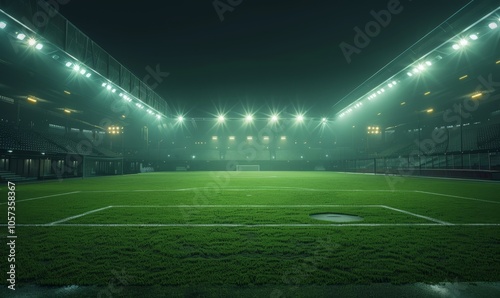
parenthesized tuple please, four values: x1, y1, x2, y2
(381, 205, 453, 225)
(0, 191, 81, 205)
(48, 206, 113, 225)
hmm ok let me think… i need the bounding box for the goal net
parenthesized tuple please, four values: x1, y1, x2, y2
(82, 156, 124, 178)
(236, 165, 260, 171)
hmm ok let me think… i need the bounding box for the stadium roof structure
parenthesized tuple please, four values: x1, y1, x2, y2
(0, 0, 168, 130)
(0, 1, 499, 133)
(334, 2, 500, 127)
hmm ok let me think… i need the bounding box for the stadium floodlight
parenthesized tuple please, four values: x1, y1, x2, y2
(111, 89, 116, 93)
(177, 115, 184, 122)
(388, 83, 393, 88)
(16, 33, 26, 40)
(229, 136, 235, 140)
(245, 114, 253, 123)
(65, 62, 73, 67)
(28, 38, 36, 46)
(73, 64, 80, 71)
(280, 136, 286, 140)
(102, 82, 107, 87)
(489, 22, 498, 30)
(106, 85, 112, 90)
(321, 117, 327, 124)
(0, 21, 6, 29)
(85, 73, 91, 78)
(459, 39, 469, 46)
(35, 43, 43, 50)
(296, 114, 304, 122)
(212, 136, 218, 140)
(452, 44, 460, 50)
(425, 61, 432, 66)
(469, 34, 478, 40)
(80, 69, 86, 75)
(271, 114, 279, 122)
(407, 72, 413, 77)
(156, 114, 161, 119)
(392, 81, 397, 85)
(217, 115, 225, 123)
(247, 136, 253, 140)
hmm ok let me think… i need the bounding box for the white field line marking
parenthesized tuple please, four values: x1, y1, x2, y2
(0, 191, 80, 205)
(381, 205, 453, 225)
(5, 223, 500, 227)
(111, 205, 383, 208)
(79, 188, 412, 193)
(415, 191, 500, 204)
(48, 206, 113, 225)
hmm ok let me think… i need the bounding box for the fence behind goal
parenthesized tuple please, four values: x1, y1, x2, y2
(236, 165, 260, 171)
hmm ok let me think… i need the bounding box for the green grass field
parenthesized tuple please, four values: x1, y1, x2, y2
(1, 171, 500, 296)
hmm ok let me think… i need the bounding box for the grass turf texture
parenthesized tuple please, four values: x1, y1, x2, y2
(1, 171, 500, 290)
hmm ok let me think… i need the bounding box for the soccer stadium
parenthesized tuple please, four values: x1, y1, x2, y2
(1, 0, 500, 297)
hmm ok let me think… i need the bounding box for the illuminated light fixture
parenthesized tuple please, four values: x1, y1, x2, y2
(64, 90, 71, 95)
(469, 34, 478, 40)
(496, 60, 500, 64)
(321, 117, 327, 123)
(426, 108, 434, 113)
(106, 85, 112, 90)
(229, 136, 235, 140)
(102, 82, 107, 87)
(111, 89, 116, 93)
(418, 64, 425, 70)
(27, 97, 37, 103)
(119, 93, 123, 97)
(381, 88, 385, 92)
(452, 44, 460, 50)
(64, 109, 71, 114)
(459, 39, 469, 46)
(407, 72, 413, 77)
(79, 69, 86, 75)
(28, 38, 36, 46)
(156, 114, 161, 119)
(263, 136, 270, 140)
(271, 115, 278, 122)
(247, 136, 253, 140)
(212, 136, 218, 140)
(65, 62, 72, 67)
(471, 93, 482, 99)
(377, 90, 382, 94)
(177, 115, 184, 122)
(388, 83, 393, 88)
(85, 73, 91, 78)
(392, 81, 397, 85)
(7, 150, 13, 153)
(217, 115, 225, 123)
(489, 22, 498, 30)
(424, 91, 431, 96)
(459, 75, 468, 80)
(296, 114, 304, 122)
(377, 112, 382, 116)
(425, 61, 432, 66)
(73, 65, 80, 71)
(0, 21, 6, 29)
(400, 102, 406, 106)
(280, 136, 286, 140)
(16, 33, 26, 40)
(245, 114, 253, 122)
(35, 43, 43, 50)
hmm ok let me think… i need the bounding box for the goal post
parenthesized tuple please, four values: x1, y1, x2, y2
(236, 164, 260, 171)
(82, 156, 124, 178)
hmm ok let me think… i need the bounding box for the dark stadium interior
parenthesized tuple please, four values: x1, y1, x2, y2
(1, 1, 500, 297)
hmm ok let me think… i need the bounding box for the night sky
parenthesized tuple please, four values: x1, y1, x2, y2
(59, 0, 472, 117)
